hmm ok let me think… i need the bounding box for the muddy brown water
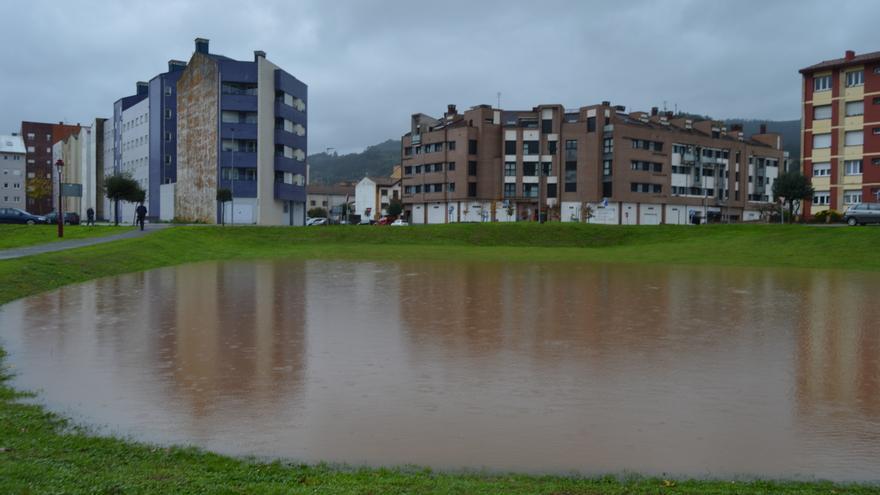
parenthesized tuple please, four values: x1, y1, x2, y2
(1, 260, 879, 481)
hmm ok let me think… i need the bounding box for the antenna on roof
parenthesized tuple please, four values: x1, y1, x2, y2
(663, 100, 667, 112)
(497, 92, 501, 109)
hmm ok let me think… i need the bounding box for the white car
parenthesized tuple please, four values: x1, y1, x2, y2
(306, 217, 328, 226)
(390, 219, 409, 226)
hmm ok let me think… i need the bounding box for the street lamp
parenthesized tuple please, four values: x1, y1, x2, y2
(55, 159, 64, 238)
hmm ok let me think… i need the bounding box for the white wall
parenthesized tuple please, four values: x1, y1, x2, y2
(355, 178, 376, 220)
(639, 204, 661, 225)
(119, 98, 150, 222)
(160, 183, 175, 221)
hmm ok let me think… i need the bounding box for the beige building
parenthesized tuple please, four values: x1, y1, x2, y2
(0, 134, 26, 210)
(800, 50, 880, 215)
(51, 120, 106, 219)
(401, 103, 784, 224)
(306, 183, 355, 220)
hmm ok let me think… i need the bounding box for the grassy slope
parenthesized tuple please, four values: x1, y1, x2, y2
(1, 224, 879, 494)
(0, 225, 133, 250)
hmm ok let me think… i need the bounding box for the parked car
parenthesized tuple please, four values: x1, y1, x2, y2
(377, 216, 396, 226)
(44, 211, 81, 225)
(306, 217, 329, 226)
(844, 203, 880, 226)
(0, 208, 48, 225)
(390, 219, 409, 226)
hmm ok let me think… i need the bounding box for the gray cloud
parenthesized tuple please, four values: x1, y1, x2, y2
(1, 0, 876, 153)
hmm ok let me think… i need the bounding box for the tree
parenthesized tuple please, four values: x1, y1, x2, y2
(26, 177, 53, 213)
(308, 207, 328, 218)
(386, 199, 403, 218)
(216, 188, 232, 225)
(104, 173, 143, 226)
(772, 172, 814, 220)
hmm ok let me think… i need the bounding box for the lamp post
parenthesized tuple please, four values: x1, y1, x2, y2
(55, 159, 64, 238)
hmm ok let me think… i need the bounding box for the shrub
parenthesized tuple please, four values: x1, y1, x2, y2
(812, 209, 843, 223)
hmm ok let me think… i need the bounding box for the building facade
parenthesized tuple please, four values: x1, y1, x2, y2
(307, 183, 355, 220)
(104, 83, 150, 223)
(20, 121, 81, 214)
(52, 121, 104, 220)
(800, 50, 880, 216)
(0, 134, 26, 210)
(148, 59, 187, 219)
(400, 103, 784, 224)
(355, 176, 400, 221)
(174, 39, 307, 225)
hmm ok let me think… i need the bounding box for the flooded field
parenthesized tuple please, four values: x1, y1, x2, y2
(1, 260, 878, 481)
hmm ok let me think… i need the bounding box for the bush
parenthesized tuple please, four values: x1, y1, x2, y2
(812, 209, 843, 223)
(308, 207, 328, 218)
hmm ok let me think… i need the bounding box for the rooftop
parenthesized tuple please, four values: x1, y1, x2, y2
(307, 184, 355, 196)
(0, 134, 26, 154)
(800, 50, 880, 74)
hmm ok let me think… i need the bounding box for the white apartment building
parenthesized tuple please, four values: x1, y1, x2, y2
(0, 134, 26, 210)
(104, 96, 150, 224)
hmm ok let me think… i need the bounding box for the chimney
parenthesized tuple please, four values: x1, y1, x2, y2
(601, 100, 610, 106)
(651, 107, 658, 116)
(446, 104, 457, 116)
(254, 50, 266, 61)
(195, 37, 209, 54)
(168, 60, 186, 72)
(136, 81, 148, 96)
(845, 50, 855, 61)
(614, 105, 626, 112)
(759, 123, 767, 134)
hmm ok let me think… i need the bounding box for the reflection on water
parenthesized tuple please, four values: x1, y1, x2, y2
(0, 260, 878, 481)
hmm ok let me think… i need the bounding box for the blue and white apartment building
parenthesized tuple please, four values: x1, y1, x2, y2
(105, 38, 307, 225)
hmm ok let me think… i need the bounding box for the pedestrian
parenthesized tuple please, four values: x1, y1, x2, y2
(86, 207, 95, 226)
(135, 203, 147, 231)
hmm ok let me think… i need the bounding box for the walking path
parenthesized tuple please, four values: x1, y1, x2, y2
(0, 224, 170, 261)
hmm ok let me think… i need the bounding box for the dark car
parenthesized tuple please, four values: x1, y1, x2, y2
(44, 211, 81, 225)
(0, 207, 48, 225)
(844, 203, 880, 226)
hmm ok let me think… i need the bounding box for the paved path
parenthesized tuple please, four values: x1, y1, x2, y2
(0, 224, 170, 261)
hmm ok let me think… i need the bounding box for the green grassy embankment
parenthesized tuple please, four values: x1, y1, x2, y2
(0, 224, 133, 250)
(1, 223, 879, 494)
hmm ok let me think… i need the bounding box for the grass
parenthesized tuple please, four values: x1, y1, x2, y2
(0, 224, 133, 250)
(1, 223, 879, 493)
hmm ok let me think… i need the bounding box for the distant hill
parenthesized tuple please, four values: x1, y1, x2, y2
(308, 139, 401, 184)
(308, 119, 802, 183)
(724, 119, 800, 164)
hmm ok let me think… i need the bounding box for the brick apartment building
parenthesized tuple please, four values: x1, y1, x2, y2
(20, 121, 82, 214)
(800, 50, 880, 216)
(400, 103, 784, 224)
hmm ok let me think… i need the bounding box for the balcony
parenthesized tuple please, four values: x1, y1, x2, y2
(220, 151, 256, 167)
(275, 129, 306, 150)
(220, 123, 257, 140)
(274, 182, 306, 202)
(221, 94, 257, 112)
(274, 155, 307, 174)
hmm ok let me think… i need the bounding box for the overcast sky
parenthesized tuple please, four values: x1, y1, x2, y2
(1, 0, 876, 154)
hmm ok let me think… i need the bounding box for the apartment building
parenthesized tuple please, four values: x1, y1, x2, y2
(174, 38, 308, 225)
(800, 50, 880, 215)
(401, 103, 784, 224)
(149, 59, 187, 219)
(53, 120, 105, 220)
(104, 83, 150, 223)
(0, 134, 26, 210)
(20, 121, 81, 214)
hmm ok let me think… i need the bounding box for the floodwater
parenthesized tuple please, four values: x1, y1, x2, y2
(1, 260, 879, 482)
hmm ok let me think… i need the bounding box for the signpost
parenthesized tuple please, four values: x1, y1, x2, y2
(55, 159, 64, 238)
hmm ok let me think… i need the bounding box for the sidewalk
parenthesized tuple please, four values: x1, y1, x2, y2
(0, 223, 169, 261)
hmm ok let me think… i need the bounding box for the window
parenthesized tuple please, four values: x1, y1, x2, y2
(468, 161, 477, 176)
(447, 141, 456, 151)
(564, 161, 577, 192)
(814, 75, 831, 92)
(812, 162, 830, 176)
(844, 190, 862, 205)
(875, 97, 880, 105)
(541, 162, 551, 176)
(504, 162, 516, 176)
(522, 141, 539, 155)
(603, 138, 613, 154)
(603, 160, 612, 177)
(165, 132, 172, 142)
(27, 146, 34, 153)
(630, 183, 661, 193)
(222, 82, 258, 96)
(547, 141, 557, 154)
(404, 146, 412, 156)
(26, 132, 34, 140)
(875, 127, 880, 135)
(503, 183, 516, 198)
(505, 141, 517, 155)
(522, 183, 538, 198)
(165, 109, 172, 119)
(812, 191, 830, 205)
(845, 130, 863, 146)
(845, 160, 862, 175)
(467, 182, 477, 197)
(845, 70, 864, 87)
(586, 116, 596, 132)
(448, 162, 455, 171)
(813, 105, 832, 120)
(523, 163, 537, 176)
(404, 166, 412, 176)
(164, 86, 172, 96)
(468, 140, 478, 155)
(874, 158, 880, 166)
(541, 119, 552, 133)
(845, 101, 864, 116)
(565, 140, 577, 151)
(812, 133, 831, 149)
